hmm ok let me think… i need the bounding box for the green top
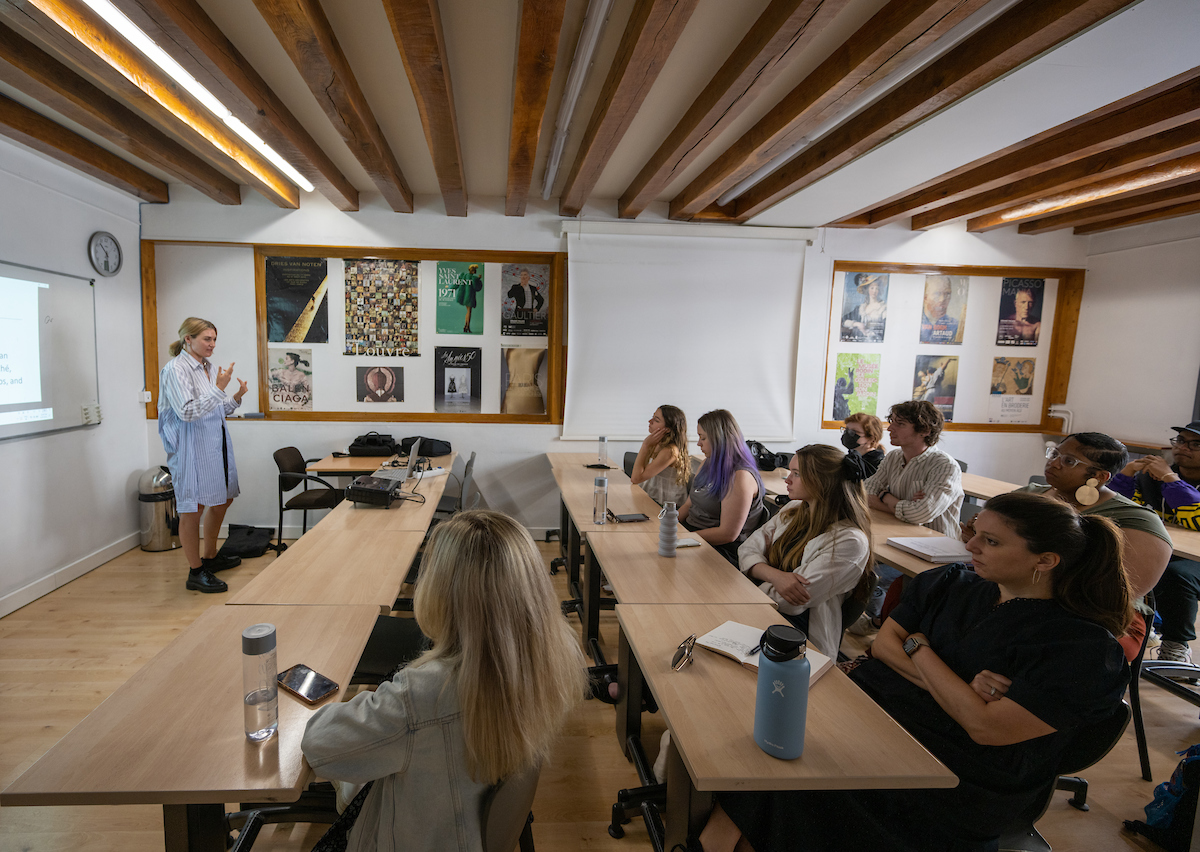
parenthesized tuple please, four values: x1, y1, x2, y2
(1019, 483, 1173, 546)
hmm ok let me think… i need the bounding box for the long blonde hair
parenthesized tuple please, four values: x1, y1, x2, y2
(650, 404, 691, 486)
(169, 317, 216, 357)
(768, 445, 874, 602)
(413, 510, 587, 784)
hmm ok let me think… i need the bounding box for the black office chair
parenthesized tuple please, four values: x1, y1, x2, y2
(956, 458, 968, 473)
(1127, 593, 1156, 781)
(273, 447, 344, 552)
(997, 700, 1131, 852)
(227, 763, 541, 852)
(623, 451, 637, 478)
(960, 501, 983, 526)
(1029, 474, 1048, 486)
(350, 614, 429, 685)
(837, 568, 878, 662)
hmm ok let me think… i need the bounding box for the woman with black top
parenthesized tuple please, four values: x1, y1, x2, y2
(841, 412, 885, 476)
(699, 491, 1131, 852)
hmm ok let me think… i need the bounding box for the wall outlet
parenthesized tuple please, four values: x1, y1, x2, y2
(81, 403, 102, 425)
(138, 390, 153, 403)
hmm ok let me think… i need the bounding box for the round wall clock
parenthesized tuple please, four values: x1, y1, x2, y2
(88, 231, 123, 277)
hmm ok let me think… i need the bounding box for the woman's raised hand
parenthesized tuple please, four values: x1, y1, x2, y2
(233, 378, 248, 403)
(216, 362, 235, 391)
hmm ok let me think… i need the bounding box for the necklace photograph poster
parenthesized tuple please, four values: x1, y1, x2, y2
(822, 265, 1060, 429)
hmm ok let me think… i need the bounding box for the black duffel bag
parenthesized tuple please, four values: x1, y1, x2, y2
(401, 436, 453, 457)
(349, 431, 400, 456)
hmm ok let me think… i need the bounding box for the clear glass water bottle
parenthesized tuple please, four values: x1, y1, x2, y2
(593, 476, 608, 525)
(242, 623, 278, 743)
(598, 435, 608, 465)
(753, 625, 810, 760)
(658, 501, 678, 557)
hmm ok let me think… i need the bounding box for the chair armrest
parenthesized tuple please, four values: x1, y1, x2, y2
(280, 473, 340, 492)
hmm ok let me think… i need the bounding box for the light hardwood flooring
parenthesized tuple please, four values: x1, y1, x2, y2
(0, 540, 1193, 851)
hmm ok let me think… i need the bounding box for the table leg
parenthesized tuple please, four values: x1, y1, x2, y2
(163, 803, 226, 852)
(616, 624, 643, 758)
(583, 537, 603, 663)
(567, 516, 582, 597)
(559, 498, 570, 562)
(664, 739, 712, 852)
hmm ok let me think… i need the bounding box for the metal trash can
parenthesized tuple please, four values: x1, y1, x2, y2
(139, 466, 180, 552)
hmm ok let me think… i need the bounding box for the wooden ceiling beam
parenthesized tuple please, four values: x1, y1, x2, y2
(618, 0, 849, 221)
(724, 0, 1140, 223)
(251, 0, 413, 213)
(1072, 198, 1200, 234)
(108, 0, 359, 211)
(505, 0, 566, 217)
(914, 119, 1200, 230)
(1017, 177, 1200, 234)
(558, 0, 700, 219)
(0, 92, 168, 201)
(1, 0, 298, 206)
(0, 22, 241, 204)
(382, 0, 466, 217)
(668, 0, 991, 222)
(967, 150, 1200, 231)
(835, 65, 1200, 228)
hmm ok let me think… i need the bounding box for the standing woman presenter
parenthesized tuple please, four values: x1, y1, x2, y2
(158, 317, 247, 593)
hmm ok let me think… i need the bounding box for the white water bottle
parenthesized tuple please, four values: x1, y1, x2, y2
(658, 501, 678, 557)
(593, 476, 608, 525)
(242, 623, 278, 743)
(598, 435, 608, 465)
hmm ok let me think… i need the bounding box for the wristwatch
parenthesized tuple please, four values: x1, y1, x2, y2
(903, 635, 929, 657)
(880, 490, 893, 502)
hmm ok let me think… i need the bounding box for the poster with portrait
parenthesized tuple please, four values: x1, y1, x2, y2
(434, 347, 481, 413)
(912, 355, 958, 421)
(500, 346, 547, 415)
(356, 366, 403, 403)
(989, 357, 1036, 423)
(500, 263, 549, 336)
(832, 352, 881, 418)
(436, 261, 484, 335)
(344, 259, 419, 356)
(265, 257, 328, 343)
(839, 272, 888, 342)
(267, 348, 312, 411)
(919, 275, 969, 345)
(995, 278, 1044, 346)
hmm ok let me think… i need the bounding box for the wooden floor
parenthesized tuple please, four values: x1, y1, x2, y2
(0, 540, 1193, 851)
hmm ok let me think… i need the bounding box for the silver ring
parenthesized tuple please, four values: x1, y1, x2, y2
(989, 687, 996, 696)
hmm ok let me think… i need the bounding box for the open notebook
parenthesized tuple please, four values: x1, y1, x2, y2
(697, 621, 834, 683)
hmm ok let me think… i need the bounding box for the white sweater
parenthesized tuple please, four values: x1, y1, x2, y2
(738, 504, 871, 658)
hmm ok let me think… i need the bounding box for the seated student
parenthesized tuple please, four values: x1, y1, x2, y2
(679, 409, 766, 560)
(841, 411, 886, 476)
(1108, 423, 1199, 664)
(850, 400, 963, 635)
(699, 492, 1131, 852)
(1016, 432, 1173, 662)
(630, 404, 690, 507)
(738, 445, 873, 657)
(301, 510, 587, 852)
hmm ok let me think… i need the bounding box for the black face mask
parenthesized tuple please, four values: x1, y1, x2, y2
(840, 429, 861, 451)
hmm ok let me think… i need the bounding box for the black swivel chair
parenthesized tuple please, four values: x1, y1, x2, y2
(623, 451, 637, 478)
(273, 447, 344, 552)
(997, 701, 1132, 852)
(1127, 593, 1156, 781)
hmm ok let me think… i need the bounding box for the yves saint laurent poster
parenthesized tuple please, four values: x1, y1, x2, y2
(434, 346, 481, 413)
(265, 256, 328, 343)
(436, 261, 484, 335)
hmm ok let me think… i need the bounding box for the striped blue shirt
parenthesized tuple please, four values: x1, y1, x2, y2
(158, 351, 240, 513)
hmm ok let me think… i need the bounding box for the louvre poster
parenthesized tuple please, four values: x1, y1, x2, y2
(344, 259, 419, 356)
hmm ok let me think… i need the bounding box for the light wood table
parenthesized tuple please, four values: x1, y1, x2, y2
(868, 508, 956, 578)
(1169, 526, 1200, 561)
(229, 529, 425, 611)
(581, 530, 773, 660)
(616, 603, 956, 851)
(315, 455, 455, 532)
(961, 472, 1018, 502)
(1, 603, 378, 852)
(547, 451, 623, 473)
(306, 453, 399, 477)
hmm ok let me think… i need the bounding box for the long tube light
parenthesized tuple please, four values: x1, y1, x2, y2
(542, 0, 614, 200)
(79, 0, 315, 192)
(716, 0, 1025, 208)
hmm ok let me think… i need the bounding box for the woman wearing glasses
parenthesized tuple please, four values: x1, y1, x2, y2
(1107, 421, 1200, 664)
(738, 445, 873, 658)
(1014, 432, 1172, 661)
(700, 491, 1131, 852)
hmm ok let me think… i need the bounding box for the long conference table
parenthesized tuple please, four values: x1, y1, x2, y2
(2, 452, 456, 852)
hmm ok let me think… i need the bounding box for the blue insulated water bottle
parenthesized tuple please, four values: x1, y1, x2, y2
(753, 625, 810, 760)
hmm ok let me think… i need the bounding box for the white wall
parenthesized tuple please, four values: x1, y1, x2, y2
(0, 136, 147, 617)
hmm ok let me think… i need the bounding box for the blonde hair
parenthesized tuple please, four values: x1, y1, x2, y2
(650, 405, 691, 487)
(169, 317, 216, 357)
(412, 510, 587, 784)
(769, 445, 874, 603)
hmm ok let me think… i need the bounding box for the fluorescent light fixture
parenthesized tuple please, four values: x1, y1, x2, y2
(542, 0, 614, 201)
(80, 0, 315, 192)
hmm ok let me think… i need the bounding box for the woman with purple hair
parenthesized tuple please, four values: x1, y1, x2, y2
(679, 409, 766, 563)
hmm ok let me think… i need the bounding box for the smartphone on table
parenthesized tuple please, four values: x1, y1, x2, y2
(277, 663, 340, 704)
